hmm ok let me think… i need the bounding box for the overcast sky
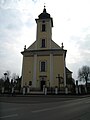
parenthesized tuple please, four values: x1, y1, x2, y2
(0, 0, 90, 79)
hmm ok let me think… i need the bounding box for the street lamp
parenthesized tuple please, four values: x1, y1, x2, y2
(4, 73, 7, 80)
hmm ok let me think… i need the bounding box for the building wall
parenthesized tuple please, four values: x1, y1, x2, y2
(22, 56, 33, 86)
(22, 53, 65, 89)
(53, 55, 64, 87)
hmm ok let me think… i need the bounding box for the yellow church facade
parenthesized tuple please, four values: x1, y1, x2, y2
(21, 7, 67, 91)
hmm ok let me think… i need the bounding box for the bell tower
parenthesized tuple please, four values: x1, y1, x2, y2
(35, 6, 53, 49)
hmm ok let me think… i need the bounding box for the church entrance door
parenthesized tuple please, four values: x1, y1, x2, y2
(40, 77, 46, 90)
(40, 80, 45, 90)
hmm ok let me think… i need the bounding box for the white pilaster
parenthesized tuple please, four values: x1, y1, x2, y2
(32, 54, 37, 87)
(63, 54, 66, 87)
(21, 57, 24, 87)
(55, 87, 58, 94)
(50, 53, 53, 87)
(50, 39, 52, 49)
(23, 87, 25, 95)
(45, 87, 47, 95)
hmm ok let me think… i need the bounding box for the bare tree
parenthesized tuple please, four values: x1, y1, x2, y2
(0, 78, 4, 89)
(12, 73, 19, 81)
(7, 70, 11, 77)
(78, 65, 90, 88)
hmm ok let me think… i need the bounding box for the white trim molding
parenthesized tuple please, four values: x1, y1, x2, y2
(32, 54, 37, 87)
(63, 54, 66, 87)
(50, 53, 53, 87)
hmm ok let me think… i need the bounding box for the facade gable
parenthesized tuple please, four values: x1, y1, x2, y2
(27, 41, 36, 50)
(26, 39, 62, 51)
(51, 40, 61, 49)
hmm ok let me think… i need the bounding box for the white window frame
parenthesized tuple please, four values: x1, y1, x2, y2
(40, 61, 47, 72)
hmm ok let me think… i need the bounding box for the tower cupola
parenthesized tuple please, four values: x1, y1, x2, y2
(36, 6, 53, 27)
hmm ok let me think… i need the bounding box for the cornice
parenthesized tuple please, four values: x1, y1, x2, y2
(21, 49, 67, 58)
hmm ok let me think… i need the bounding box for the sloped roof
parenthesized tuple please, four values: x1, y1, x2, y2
(27, 41, 36, 50)
(51, 40, 61, 49)
(38, 8, 50, 19)
(27, 40, 62, 50)
(66, 67, 72, 74)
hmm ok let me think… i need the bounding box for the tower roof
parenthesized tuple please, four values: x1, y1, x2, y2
(38, 6, 51, 19)
(36, 6, 53, 27)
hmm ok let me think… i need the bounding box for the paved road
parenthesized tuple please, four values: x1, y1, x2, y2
(0, 96, 90, 120)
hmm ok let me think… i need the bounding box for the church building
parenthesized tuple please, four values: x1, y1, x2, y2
(21, 6, 69, 91)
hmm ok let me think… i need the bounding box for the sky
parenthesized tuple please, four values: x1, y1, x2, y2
(0, 0, 90, 79)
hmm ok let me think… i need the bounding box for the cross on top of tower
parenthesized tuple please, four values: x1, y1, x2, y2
(43, 3, 46, 13)
(44, 3, 46, 9)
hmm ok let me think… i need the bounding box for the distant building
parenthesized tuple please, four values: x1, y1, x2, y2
(66, 68, 75, 93)
(21, 6, 73, 91)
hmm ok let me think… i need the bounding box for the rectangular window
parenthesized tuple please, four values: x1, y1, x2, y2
(42, 39, 45, 48)
(41, 62, 45, 72)
(40, 61, 47, 72)
(42, 24, 46, 32)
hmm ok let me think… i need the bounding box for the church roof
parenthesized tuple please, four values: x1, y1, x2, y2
(66, 67, 72, 74)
